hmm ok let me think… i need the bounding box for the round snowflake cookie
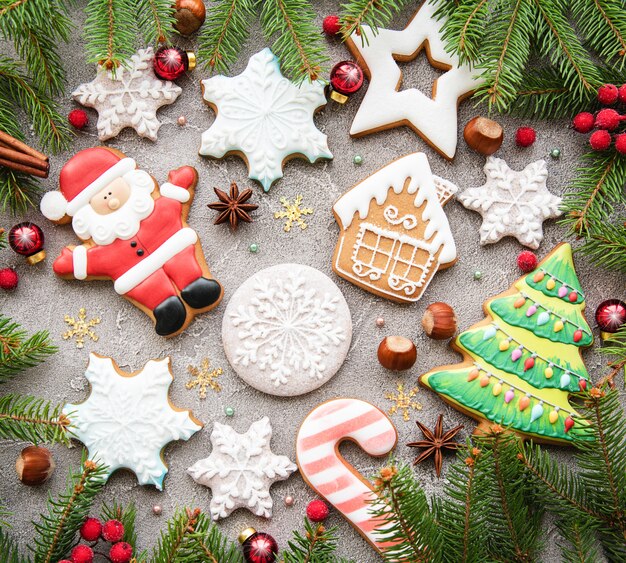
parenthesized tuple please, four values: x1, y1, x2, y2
(222, 263, 352, 396)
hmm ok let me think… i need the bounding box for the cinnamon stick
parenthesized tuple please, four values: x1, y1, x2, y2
(0, 157, 49, 178)
(0, 146, 48, 171)
(0, 130, 48, 162)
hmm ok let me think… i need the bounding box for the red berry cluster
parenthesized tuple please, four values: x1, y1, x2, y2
(573, 84, 626, 153)
(58, 518, 132, 563)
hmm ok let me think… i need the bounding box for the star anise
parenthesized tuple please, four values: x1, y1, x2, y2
(407, 414, 463, 477)
(208, 182, 258, 229)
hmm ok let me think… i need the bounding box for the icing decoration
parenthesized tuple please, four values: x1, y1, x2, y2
(199, 48, 332, 191)
(296, 399, 398, 555)
(72, 48, 182, 141)
(332, 152, 457, 303)
(222, 263, 352, 397)
(188, 417, 296, 519)
(420, 244, 592, 443)
(345, 0, 480, 159)
(458, 157, 562, 249)
(64, 353, 202, 490)
(62, 307, 100, 348)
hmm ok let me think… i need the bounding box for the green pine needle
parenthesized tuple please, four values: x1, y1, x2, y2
(0, 527, 27, 563)
(135, 0, 176, 47)
(0, 395, 71, 445)
(281, 518, 348, 562)
(339, 0, 411, 42)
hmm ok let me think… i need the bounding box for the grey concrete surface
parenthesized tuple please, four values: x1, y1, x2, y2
(0, 2, 623, 561)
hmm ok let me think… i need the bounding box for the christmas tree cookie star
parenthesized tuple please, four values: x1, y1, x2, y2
(420, 243, 593, 444)
(72, 48, 182, 141)
(63, 353, 202, 490)
(199, 48, 332, 192)
(345, 0, 481, 159)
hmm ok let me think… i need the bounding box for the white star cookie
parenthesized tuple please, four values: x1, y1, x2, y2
(187, 417, 296, 519)
(72, 48, 182, 141)
(64, 353, 202, 490)
(199, 48, 332, 192)
(459, 156, 562, 249)
(346, 0, 480, 159)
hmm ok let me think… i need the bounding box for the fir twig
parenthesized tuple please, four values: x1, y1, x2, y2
(597, 326, 626, 388)
(281, 519, 347, 563)
(0, 527, 27, 563)
(135, 0, 176, 47)
(339, 0, 411, 41)
(0, 395, 71, 445)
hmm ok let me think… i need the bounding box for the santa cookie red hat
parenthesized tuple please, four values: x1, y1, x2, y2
(40, 147, 136, 221)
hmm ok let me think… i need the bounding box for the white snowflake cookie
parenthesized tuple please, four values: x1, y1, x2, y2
(199, 48, 333, 192)
(222, 263, 352, 396)
(187, 417, 296, 519)
(459, 156, 562, 249)
(64, 353, 202, 490)
(72, 48, 182, 141)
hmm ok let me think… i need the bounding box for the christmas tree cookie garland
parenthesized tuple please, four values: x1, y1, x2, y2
(420, 243, 593, 444)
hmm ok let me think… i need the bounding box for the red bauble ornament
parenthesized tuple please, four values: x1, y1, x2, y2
(329, 60, 364, 103)
(322, 15, 341, 36)
(515, 126, 536, 147)
(306, 499, 330, 522)
(80, 517, 102, 542)
(68, 109, 89, 130)
(615, 133, 626, 154)
(589, 129, 612, 151)
(595, 108, 622, 130)
(153, 46, 196, 80)
(572, 112, 595, 133)
(595, 299, 626, 334)
(0, 268, 18, 290)
(109, 542, 133, 563)
(239, 528, 278, 563)
(598, 83, 619, 105)
(70, 545, 94, 563)
(8, 222, 46, 264)
(516, 250, 537, 273)
(102, 519, 125, 542)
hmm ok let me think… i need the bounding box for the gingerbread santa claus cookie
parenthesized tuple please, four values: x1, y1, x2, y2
(40, 147, 222, 337)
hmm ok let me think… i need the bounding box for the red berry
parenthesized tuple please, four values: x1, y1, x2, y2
(109, 542, 133, 563)
(102, 519, 125, 542)
(322, 15, 341, 36)
(68, 109, 89, 130)
(79, 517, 102, 542)
(572, 112, 595, 133)
(615, 134, 626, 154)
(58, 560, 72, 563)
(0, 267, 18, 290)
(618, 84, 626, 104)
(595, 108, 622, 130)
(590, 129, 612, 151)
(70, 545, 94, 563)
(598, 83, 619, 105)
(515, 126, 536, 147)
(517, 251, 538, 273)
(306, 499, 330, 522)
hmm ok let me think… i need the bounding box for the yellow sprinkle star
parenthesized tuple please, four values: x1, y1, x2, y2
(62, 308, 100, 349)
(274, 195, 313, 232)
(386, 383, 422, 421)
(186, 358, 223, 399)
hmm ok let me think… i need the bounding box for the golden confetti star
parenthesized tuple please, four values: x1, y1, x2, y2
(62, 308, 100, 349)
(186, 358, 223, 399)
(386, 383, 422, 421)
(274, 195, 313, 232)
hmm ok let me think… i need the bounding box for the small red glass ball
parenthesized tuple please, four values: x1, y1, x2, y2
(590, 129, 612, 151)
(572, 112, 595, 133)
(153, 46, 192, 80)
(8, 222, 44, 257)
(595, 299, 626, 333)
(242, 531, 278, 563)
(598, 83, 619, 105)
(68, 109, 89, 130)
(517, 251, 538, 273)
(323, 15, 341, 36)
(515, 127, 536, 147)
(330, 61, 364, 96)
(595, 108, 622, 131)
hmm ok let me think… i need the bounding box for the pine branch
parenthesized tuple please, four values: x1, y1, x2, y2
(100, 502, 141, 554)
(339, 0, 411, 41)
(0, 527, 28, 563)
(575, 221, 626, 274)
(0, 169, 40, 215)
(135, 0, 176, 47)
(259, 0, 328, 82)
(198, 0, 256, 75)
(281, 519, 346, 562)
(31, 459, 108, 563)
(556, 519, 602, 563)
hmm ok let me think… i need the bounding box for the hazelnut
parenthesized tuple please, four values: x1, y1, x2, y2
(15, 446, 55, 486)
(174, 0, 206, 36)
(377, 336, 417, 371)
(422, 302, 457, 340)
(463, 117, 504, 155)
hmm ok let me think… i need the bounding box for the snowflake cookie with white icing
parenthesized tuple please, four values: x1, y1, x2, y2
(459, 156, 562, 249)
(188, 417, 296, 519)
(199, 48, 333, 192)
(63, 353, 202, 490)
(72, 48, 182, 141)
(222, 263, 352, 396)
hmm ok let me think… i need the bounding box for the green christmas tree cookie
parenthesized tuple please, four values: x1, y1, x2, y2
(420, 243, 592, 444)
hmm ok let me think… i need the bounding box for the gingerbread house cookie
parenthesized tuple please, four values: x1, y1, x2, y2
(332, 153, 457, 303)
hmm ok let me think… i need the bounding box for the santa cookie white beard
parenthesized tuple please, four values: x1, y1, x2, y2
(40, 147, 223, 337)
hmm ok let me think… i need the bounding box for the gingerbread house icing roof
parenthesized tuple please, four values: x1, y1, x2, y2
(333, 152, 457, 264)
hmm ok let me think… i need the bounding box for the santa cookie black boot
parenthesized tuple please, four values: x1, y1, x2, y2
(154, 296, 187, 336)
(180, 278, 222, 309)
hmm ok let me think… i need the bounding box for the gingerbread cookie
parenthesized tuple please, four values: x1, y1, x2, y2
(222, 263, 352, 396)
(64, 353, 202, 490)
(199, 48, 332, 192)
(332, 152, 457, 303)
(420, 244, 593, 444)
(40, 147, 222, 337)
(345, 0, 480, 159)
